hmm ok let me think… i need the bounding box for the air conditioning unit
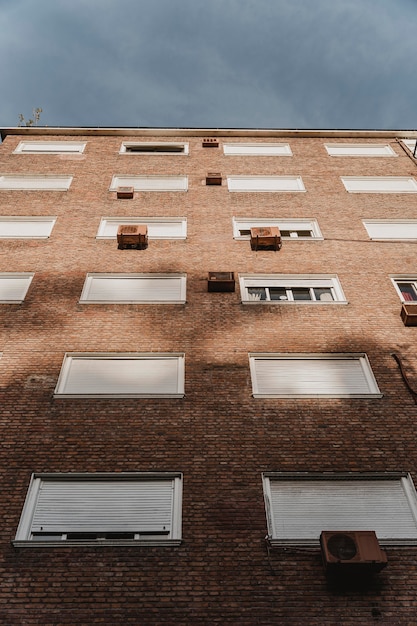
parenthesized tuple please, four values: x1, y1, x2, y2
(208, 272, 235, 293)
(320, 531, 387, 574)
(202, 138, 219, 148)
(117, 224, 148, 250)
(250, 227, 282, 251)
(401, 303, 417, 326)
(206, 172, 222, 186)
(116, 186, 134, 199)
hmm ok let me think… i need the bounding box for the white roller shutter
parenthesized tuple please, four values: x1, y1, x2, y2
(97, 218, 187, 239)
(341, 176, 417, 193)
(55, 353, 185, 397)
(80, 274, 186, 303)
(250, 354, 380, 397)
(0, 175, 72, 190)
(110, 176, 188, 191)
(0, 274, 34, 303)
(227, 176, 305, 192)
(363, 221, 417, 240)
(31, 479, 174, 534)
(223, 143, 292, 156)
(0, 218, 56, 238)
(267, 478, 417, 541)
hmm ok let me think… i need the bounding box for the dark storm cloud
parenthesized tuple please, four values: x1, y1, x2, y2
(1, 0, 416, 128)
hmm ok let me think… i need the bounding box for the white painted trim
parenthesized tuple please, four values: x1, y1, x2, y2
(232, 218, 322, 240)
(363, 220, 417, 240)
(0, 175, 73, 191)
(391, 276, 417, 302)
(239, 274, 346, 304)
(227, 176, 305, 192)
(223, 143, 292, 156)
(13, 141, 86, 154)
(341, 176, 417, 193)
(109, 176, 188, 192)
(325, 143, 397, 157)
(79, 273, 187, 304)
(97, 217, 187, 240)
(0, 216, 56, 239)
(54, 352, 185, 398)
(119, 142, 189, 155)
(0, 273, 34, 303)
(249, 353, 382, 398)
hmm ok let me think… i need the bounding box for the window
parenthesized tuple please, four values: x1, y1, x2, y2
(14, 473, 182, 546)
(120, 142, 188, 155)
(223, 143, 292, 156)
(249, 353, 381, 398)
(0, 217, 56, 239)
(240, 275, 345, 303)
(0, 175, 73, 191)
(0, 273, 34, 303)
(110, 176, 188, 192)
(341, 176, 417, 193)
(325, 143, 397, 157)
(233, 218, 322, 240)
(363, 220, 417, 240)
(80, 274, 186, 303)
(402, 139, 417, 153)
(97, 217, 187, 240)
(392, 278, 417, 302)
(54, 353, 185, 398)
(13, 141, 86, 154)
(227, 176, 305, 192)
(263, 473, 417, 545)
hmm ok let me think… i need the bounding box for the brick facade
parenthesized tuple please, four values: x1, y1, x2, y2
(0, 128, 417, 624)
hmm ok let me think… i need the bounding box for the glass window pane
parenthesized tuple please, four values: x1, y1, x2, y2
(313, 288, 334, 301)
(248, 287, 267, 301)
(269, 288, 288, 300)
(292, 288, 312, 301)
(398, 282, 417, 301)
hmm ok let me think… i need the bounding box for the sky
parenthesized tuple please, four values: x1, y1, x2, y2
(0, 0, 416, 130)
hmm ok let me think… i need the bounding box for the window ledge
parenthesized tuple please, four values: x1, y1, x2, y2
(12, 539, 182, 549)
(253, 393, 384, 399)
(267, 538, 417, 548)
(241, 301, 348, 305)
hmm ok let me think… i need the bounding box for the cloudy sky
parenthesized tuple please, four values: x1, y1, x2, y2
(1, 0, 416, 130)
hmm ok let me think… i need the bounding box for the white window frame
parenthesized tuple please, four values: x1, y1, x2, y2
(0, 175, 73, 191)
(240, 275, 346, 304)
(0, 217, 56, 239)
(97, 217, 187, 240)
(13, 141, 86, 154)
(363, 220, 417, 241)
(0, 273, 34, 303)
(249, 353, 381, 398)
(233, 218, 322, 240)
(262, 473, 417, 546)
(341, 176, 417, 193)
(227, 176, 305, 193)
(325, 143, 397, 157)
(402, 139, 417, 153)
(223, 143, 292, 156)
(119, 142, 188, 155)
(391, 276, 417, 302)
(13, 472, 183, 547)
(54, 353, 185, 398)
(109, 176, 188, 192)
(80, 273, 186, 304)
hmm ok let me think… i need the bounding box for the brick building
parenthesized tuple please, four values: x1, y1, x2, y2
(1, 127, 417, 624)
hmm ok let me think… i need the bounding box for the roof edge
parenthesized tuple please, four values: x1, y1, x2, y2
(2, 127, 417, 140)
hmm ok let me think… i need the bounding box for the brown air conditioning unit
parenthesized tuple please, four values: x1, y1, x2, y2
(116, 186, 134, 199)
(401, 303, 417, 326)
(206, 172, 222, 186)
(117, 224, 148, 250)
(208, 272, 235, 293)
(250, 226, 282, 251)
(320, 531, 387, 574)
(202, 138, 219, 148)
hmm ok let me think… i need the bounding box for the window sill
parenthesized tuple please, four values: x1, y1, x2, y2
(12, 539, 182, 548)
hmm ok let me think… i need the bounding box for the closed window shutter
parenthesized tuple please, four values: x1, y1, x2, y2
(16, 142, 86, 153)
(342, 177, 417, 193)
(97, 219, 186, 239)
(110, 176, 188, 191)
(0, 176, 72, 190)
(364, 222, 417, 239)
(224, 143, 292, 156)
(81, 276, 185, 303)
(55, 354, 184, 397)
(251, 355, 379, 397)
(31, 480, 174, 534)
(227, 176, 305, 192)
(0, 275, 33, 302)
(269, 479, 417, 541)
(0, 219, 55, 238)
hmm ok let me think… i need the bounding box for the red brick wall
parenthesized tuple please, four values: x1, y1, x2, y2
(0, 131, 416, 624)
